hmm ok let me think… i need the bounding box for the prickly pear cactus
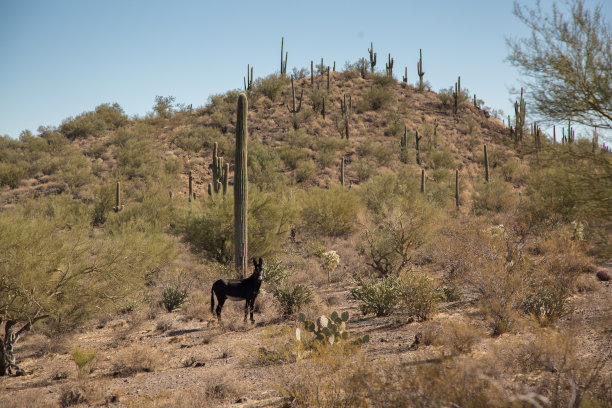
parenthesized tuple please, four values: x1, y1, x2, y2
(296, 311, 369, 346)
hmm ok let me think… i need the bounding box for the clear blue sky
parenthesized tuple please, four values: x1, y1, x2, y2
(1, 0, 610, 139)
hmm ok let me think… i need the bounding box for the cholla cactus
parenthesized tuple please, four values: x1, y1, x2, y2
(322, 250, 340, 282)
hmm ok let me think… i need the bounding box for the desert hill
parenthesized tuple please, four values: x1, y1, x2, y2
(1, 64, 610, 407)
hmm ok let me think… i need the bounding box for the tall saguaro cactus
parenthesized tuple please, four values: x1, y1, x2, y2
(484, 144, 489, 183)
(235, 94, 249, 278)
(280, 37, 288, 76)
(368, 42, 377, 73)
(417, 49, 425, 91)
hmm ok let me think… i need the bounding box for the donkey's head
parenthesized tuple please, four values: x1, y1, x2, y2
(252, 257, 264, 282)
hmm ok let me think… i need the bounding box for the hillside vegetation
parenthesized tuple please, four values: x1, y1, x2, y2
(1, 60, 611, 407)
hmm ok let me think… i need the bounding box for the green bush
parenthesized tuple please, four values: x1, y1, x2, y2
(273, 283, 314, 316)
(59, 103, 127, 140)
(295, 159, 317, 183)
(521, 286, 569, 325)
(300, 186, 361, 237)
(162, 285, 188, 312)
(471, 180, 517, 215)
(363, 201, 431, 276)
(173, 126, 226, 153)
(428, 149, 456, 170)
(0, 162, 26, 188)
(350, 275, 401, 317)
(356, 140, 393, 166)
(153, 95, 175, 118)
(356, 86, 395, 112)
(310, 88, 328, 113)
(248, 142, 282, 189)
(177, 190, 295, 263)
(254, 74, 290, 102)
(114, 125, 164, 181)
(398, 270, 441, 321)
(280, 146, 309, 170)
(71, 347, 97, 373)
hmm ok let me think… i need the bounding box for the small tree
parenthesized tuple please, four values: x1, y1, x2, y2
(153, 95, 176, 118)
(507, 0, 612, 132)
(0, 207, 175, 376)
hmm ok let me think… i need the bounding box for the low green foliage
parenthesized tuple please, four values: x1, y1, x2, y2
(356, 86, 395, 112)
(273, 283, 314, 316)
(350, 275, 401, 317)
(300, 186, 361, 237)
(471, 180, 517, 215)
(521, 286, 569, 325)
(71, 347, 97, 373)
(398, 270, 441, 321)
(162, 285, 188, 312)
(254, 74, 290, 102)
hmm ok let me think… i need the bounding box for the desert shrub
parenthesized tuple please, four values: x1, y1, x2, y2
(153, 95, 175, 118)
(359, 172, 419, 213)
(315, 134, 347, 154)
(248, 142, 282, 189)
(356, 86, 394, 112)
(310, 88, 328, 112)
(263, 258, 290, 287)
(341, 58, 367, 80)
(57, 151, 92, 190)
(59, 385, 88, 407)
(162, 285, 188, 312)
(250, 325, 299, 366)
(273, 283, 314, 316)
(521, 285, 569, 325)
(428, 148, 456, 170)
(114, 124, 164, 181)
(435, 220, 531, 335)
(291, 67, 309, 80)
(59, 113, 105, 140)
(173, 126, 224, 153)
(350, 274, 401, 317)
(264, 259, 313, 316)
(486, 148, 509, 168)
(471, 179, 517, 215)
(111, 346, 163, 377)
(177, 190, 295, 263)
(354, 158, 376, 182)
(372, 73, 396, 87)
(438, 321, 481, 355)
(94, 103, 128, 128)
(295, 159, 317, 183)
(279, 145, 308, 170)
(71, 347, 97, 374)
(501, 159, 520, 182)
(254, 73, 290, 102)
(363, 200, 431, 276)
(398, 270, 441, 321)
(300, 186, 361, 237)
(0, 162, 26, 188)
(356, 140, 393, 166)
(437, 87, 454, 106)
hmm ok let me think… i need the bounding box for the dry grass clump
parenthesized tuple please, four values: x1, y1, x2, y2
(496, 329, 612, 407)
(282, 342, 512, 407)
(111, 345, 163, 377)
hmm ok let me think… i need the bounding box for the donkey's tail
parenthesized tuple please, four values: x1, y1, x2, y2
(210, 286, 215, 314)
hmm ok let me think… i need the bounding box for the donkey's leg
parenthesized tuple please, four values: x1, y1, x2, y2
(243, 299, 249, 322)
(215, 297, 226, 321)
(249, 298, 256, 323)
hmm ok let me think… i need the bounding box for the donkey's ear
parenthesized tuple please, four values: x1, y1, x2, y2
(258, 257, 263, 267)
(253, 258, 257, 267)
